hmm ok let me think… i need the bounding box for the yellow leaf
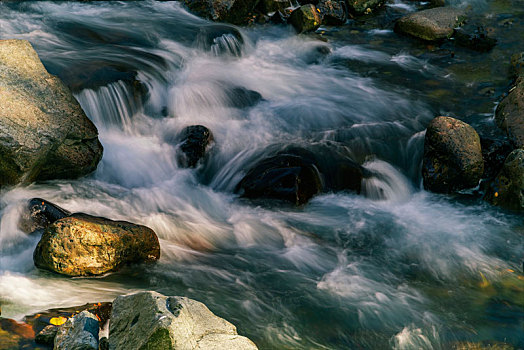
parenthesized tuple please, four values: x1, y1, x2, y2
(479, 272, 490, 288)
(49, 316, 67, 326)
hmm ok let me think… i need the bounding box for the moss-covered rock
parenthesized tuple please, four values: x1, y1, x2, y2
(395, 7, 466, 41)
(495, 77, 524, 149)
(109, 291, 258, 350)
(33, 213, 160, 276)
(422, 116, 484, 193)
(485, 149, 524, 210)
(0, 40, 103, 187)
(289, 4, 322, 33)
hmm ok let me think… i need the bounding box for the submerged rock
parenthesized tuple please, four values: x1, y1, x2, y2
(0, 40, 103, 187)
(289, 4, 322, 33)
(33, 213, 160, 276)
(395, 7, 466, 41)
(485, 149, 524, 211)
(480, 137, 513, 180)
(422, 116, 484, 193)
(495, 77, 524, 149)
(177, 125, 214, 168)
(183, 0, 258, 25)
(109, 291, 258, 350)
(18, 198, 70, 234)
(54, 311, 99, 350)
(453, 26, 497, 52)
(317, 0, 346, 25)
(346, 0, 384, 15)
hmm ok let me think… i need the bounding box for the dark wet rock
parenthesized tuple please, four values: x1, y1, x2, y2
(395, 7, 467, 41)
(422, 116, 484, 193)
(18, 198, 70, 234)
(480, 137, 513, 180)
(317, 0, 346, 25)
(183, 0, 259, 25)
(453, 26, 497, 52)
(54, 311, 99, 350)
(509, 52, 524, 79)
(428, 0, 445, 8)
(225, 86, 263, 108)
(33, 213, 160, 277)
(289, 4, 322, 33)
(238, 153, 323, 205)
(270, 10, 289, 23)
(485, 149, 524, 211)
(177, 125, 214, 168)
(346, 0, 384, 15)
(0, 40, 103, 187)
(495, 77, 524, 149)
(109, 291, 258, 350)
(256, 0, 291, 15)
(35, 324, 58, 346)
(237, 144, 367, 205)
(196, 25, 244, 56)
(99, 337, 109, 350)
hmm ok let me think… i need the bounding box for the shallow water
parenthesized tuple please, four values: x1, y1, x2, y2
(0, 1, 523, 349)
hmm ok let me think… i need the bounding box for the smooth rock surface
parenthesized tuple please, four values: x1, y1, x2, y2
(109, 291, 258, 350)
(422, 116, 484, 193)
(289, 4, 322, 33)
(495, 77, 524, 149)
(485, 149, 524, 211)
(54, 311, 99, 350)
(33, 213, 160, 276)
(0, 39, 103, 186)
(395, 7, 466, 41)
(18, 198, 70, 234)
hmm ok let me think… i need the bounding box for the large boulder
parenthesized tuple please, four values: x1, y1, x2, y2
(485, 149, 524, 211)
(33, 213, 160, 276)
(183, 0, 259, 25)
(177, 125, 214, 168)
(495, 77, 524, 149)
(422, 116, 484, 193)
(0, 40, 103, 186)
(289, 4, 322, 33)
(395, 7, 466, 41)
(109, 291, 258, 350)
(317, 0, 346, 25)
(53, 311, 99, 350)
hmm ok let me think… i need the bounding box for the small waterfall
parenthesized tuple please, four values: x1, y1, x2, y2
(362, 159, 412, 201)
(210, 33, 243, 57)
(75, 80, 142, 132)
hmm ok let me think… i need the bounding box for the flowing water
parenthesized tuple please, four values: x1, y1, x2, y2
(0, 1, 523, 349)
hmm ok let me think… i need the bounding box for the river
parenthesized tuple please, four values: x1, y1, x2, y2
(0, 1, 523, 348)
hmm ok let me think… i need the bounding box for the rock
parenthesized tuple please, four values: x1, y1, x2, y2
(237, 144, 367, 205)
(109, 291, 258, 350)
(317, 0, 346, 25)
(480, 137, 513, 180)
(422, 116, 484, 193)
(485, 149, 524, 211)
(453, 26, 497, 52)
(450, 341, 515, 349)
(0, 40, 103, 186)
(346, 0, 384, 16)
(98, 337, 109, 350)
(33, 213, 160, 276)
(256, 0, 291, 15)
(54, 311, 99, 350)
(0, 318, 35, 349)
(237, 153, 323, 205)
(289, 4, 322, 33)
(35, 325, 58, 346)
(495, 77, 524, 148)
(395, 7, 466, 41)
(183, 0, 259, 25)
(18, 198, 70, 234)
(195, 25, 244, 57)
(225, 87, 263, 108)
(177, 125, 214, 168)
(509, 52, 524, 79)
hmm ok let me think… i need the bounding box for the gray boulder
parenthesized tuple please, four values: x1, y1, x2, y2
(0, 40, 103, 186)
(109, 291, 258, 350)
(485, 149, 524, 211)
(54, 311, 99, 350)
(495, 77, 524, 149)
(395, 7, 466, 41)
(422, 116, 484, 193)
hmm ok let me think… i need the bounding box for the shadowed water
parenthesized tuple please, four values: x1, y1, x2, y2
(0, 1, 523, 349)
